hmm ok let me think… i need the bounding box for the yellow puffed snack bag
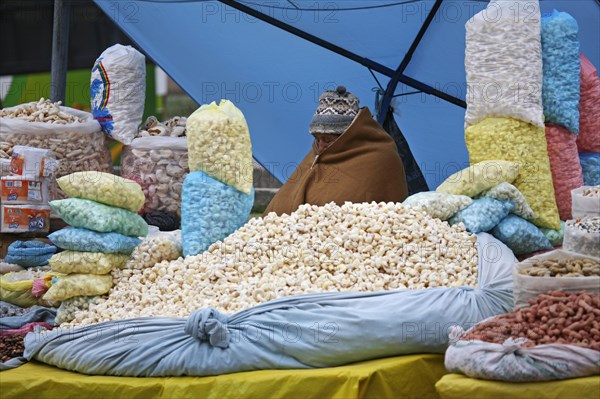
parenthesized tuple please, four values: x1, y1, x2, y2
(466, 117, 560, 230)
(43, 274, 113, 302)
(436, 160, 519, 198)
(186, 100, 253, 194)
(49, 251, 129, 275)
(58, 171, 145, 213)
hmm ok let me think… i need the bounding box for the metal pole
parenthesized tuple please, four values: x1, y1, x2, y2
(376, 0, 446, 124)
(50, 0, 71, 103)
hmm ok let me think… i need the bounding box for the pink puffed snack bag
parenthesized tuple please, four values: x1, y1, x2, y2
(576, 54, 600, 153)
(545, 124, 583, 220)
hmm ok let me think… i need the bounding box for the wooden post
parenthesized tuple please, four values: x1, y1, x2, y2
(50, 0, 71, 103)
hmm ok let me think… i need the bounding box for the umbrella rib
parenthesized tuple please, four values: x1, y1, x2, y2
(377, 0, 467, 123)
(218, 0, 466, 111)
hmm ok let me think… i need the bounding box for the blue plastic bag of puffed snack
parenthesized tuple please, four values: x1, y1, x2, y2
(491, 215, 553, 255)
(579, 153, 600, 186)
(182, 171, 254, 257)
(48, 228, 141, 254)
(541, 10, 580, 134)
(449, 198, 514, 234)
(540, 221, 565, 247)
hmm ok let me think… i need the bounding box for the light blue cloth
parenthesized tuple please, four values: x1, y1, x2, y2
(541, 10, 580, 134)
(182, 171, 254, 257)
(21, 234, 515, 377)
(48, 228, 141, 254)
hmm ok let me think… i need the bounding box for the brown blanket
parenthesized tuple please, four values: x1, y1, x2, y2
(264, 107, 408, 216)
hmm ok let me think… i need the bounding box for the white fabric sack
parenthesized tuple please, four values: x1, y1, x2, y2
(446, 331, 600, 381)
(465, 0, 544, 128)
(0, 104, 100, 135)
(572, 186, 600, 218)
(91, 44, 145, 145)
(513, 249, 600, 308)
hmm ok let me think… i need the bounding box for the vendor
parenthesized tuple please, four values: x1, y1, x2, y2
(264, 86, 409, 216)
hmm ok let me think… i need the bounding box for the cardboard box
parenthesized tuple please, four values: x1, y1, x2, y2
(1, 204, 51, 233)
(1, 176, 49, 203)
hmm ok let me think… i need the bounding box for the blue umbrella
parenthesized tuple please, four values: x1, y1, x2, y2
(93, 0, 599, 188)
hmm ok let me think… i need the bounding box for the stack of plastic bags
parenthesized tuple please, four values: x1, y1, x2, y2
(407, 161, 555, 256)
(45, 172, 146, 302)
(182, 100, 254, 256)
(464, 0, 561, 234)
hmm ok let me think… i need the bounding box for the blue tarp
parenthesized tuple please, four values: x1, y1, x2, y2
(92, 0, 599, 189)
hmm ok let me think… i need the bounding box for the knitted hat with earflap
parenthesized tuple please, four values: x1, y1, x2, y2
(309, 86, 359, 135)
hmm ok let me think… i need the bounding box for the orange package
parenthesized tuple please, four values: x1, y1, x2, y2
(1, 176, 49, 203)
(1, 204, 51, 233)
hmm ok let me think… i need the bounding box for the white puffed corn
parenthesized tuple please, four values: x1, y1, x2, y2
(62, 202, 479, 328)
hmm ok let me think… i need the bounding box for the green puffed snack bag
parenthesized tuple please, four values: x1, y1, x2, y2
(50, 198, 148, 237)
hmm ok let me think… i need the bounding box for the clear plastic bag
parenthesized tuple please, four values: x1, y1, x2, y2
(563, 217, 600, 258)
(541, 10, 580, 134)
(91, 44, 145, 145)
(48, 227, 141, 254)
(0, 270, 53, 308)
(125, 231, 182, 270)
(512, 250, 600, 308)
(491, 215, 553, 255)
(571, 186, 600, 218)
(436, 160, 519, 198)
(466, 117, 561, 230)
(402, 191, 472, 221)
(50, 198, 148, 237)
(57, 172, 145, 213)
(449, 199, 514, 234)
(477, 182, 536, 220)
(465, 0, 543, 128)
(120, 137, 188, 216)
(49, 251, 129, 275)
(182, 171, 254, 256)
(43, 274, 113, 302)
(186, 100, 253, 194)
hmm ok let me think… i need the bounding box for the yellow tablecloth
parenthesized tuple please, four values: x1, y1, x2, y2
(0, 354, 446, 399)
(435, 373, 600, 399)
